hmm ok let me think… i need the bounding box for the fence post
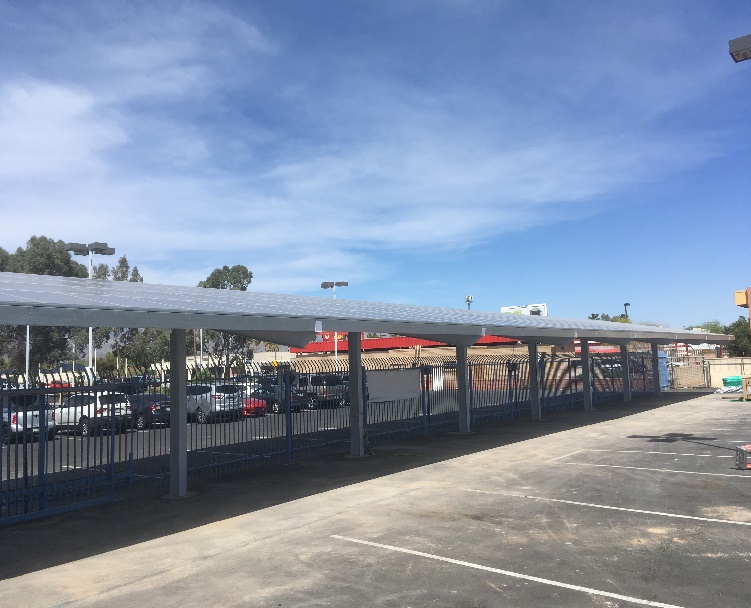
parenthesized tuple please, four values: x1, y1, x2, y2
(169, 329, 188, 497)
(456, 345, 471, 432)
(347, 332, 365, 457)
(539, 353, 546, 415)
(528, 342, 541, 420)
(651, 344, 661, 395)
(284, 367, 293, 464)
(582, 342, 592, 409)
(620, 344, 632, 403)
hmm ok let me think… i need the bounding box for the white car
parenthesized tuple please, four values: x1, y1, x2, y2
(56, 392, 131, 436)
(1, 392, 57, 444)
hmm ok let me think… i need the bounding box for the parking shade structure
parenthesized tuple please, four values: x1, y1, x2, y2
(0, 271, 733, 496)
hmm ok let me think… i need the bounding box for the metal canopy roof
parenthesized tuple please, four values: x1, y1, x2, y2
(0, 271, 731, 348)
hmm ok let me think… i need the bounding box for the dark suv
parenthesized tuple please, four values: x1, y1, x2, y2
(297, 374, 349, 408)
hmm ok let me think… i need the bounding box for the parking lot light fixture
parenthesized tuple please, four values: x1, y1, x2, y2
(730, 33, 751, 63)
(65, 241, 116, 370)
(624, 302, 630, 319)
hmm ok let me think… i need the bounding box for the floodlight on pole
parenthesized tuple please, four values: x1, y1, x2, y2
(465, 295, 473, 310)
(624, 302, 630, 319)
(321, 281, 349, 368)
(730, 33, 751, 63)
(65, 241, 116, 371)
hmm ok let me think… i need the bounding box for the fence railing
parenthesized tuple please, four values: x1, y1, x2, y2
(2, 352, 658, 524)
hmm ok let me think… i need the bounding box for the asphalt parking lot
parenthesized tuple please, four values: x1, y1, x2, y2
(2, 389, 750, 607)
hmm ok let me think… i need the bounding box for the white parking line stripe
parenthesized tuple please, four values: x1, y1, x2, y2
(563, 462, 750, 478)
(332, 535, 685, 608)
(557, 449, 733, 459)
(465, 490, 751, 526)
(548, 450, 584, 462)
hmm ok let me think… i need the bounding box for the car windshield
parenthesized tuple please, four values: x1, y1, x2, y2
(215, 385, 240, 395)
(100, 393, 128, 405)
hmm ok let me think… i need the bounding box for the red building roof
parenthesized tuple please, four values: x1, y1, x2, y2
(290, 334, 517, 354)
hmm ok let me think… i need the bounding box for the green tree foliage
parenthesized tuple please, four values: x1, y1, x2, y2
(0, 237, 88, 373)
(120, 328, 170, 369)
(198, 265, 252, 290)
(588, 313, 631, 324)
(71, 254, 147, 365)
(685, 320, 725, 334)
(723, 316, 751, 357)
(198, 264, 253, 376)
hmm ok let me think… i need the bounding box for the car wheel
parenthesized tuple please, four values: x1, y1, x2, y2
(307, 396, 318, 410)
(79, 417, 90, 437)
(136, 414, 146, 430)
(47, 428, 56, 441)
(270, 401, 281, 414)
(195, 409, 207, 424)
(1, 424, 9, 446)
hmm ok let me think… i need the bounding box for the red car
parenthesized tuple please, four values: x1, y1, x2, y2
(242, 396, 267, 418)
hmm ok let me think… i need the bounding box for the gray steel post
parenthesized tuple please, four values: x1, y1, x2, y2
(528, 342, 541, 419)
(348, 332, 365, 457)
(169, 329, 188, 497)
(581, 340, 593, 410)
(620, 344, 632, 403)
(651, 343, 661, 396)
(456, 345, 470, 432)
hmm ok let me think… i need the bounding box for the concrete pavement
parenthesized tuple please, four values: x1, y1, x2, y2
(2, 389, 750, 607)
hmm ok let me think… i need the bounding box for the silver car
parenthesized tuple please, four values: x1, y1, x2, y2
(186, 383, 243, 423)
(1, 392, 57, 444)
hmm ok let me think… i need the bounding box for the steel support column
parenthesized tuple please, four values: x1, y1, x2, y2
(456, 345, 471, 432)
(581, 340, 593, 410)
(169, 329, 188, 496)
(620, 344, 632, 403)
(651, 343, 661, 396)
(348, 332, 365, 457)
(528, 342, 541, 419)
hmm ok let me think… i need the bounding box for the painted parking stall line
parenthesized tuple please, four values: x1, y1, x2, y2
(551, 449, 734, 462)
(562, 462, 751, 478)
(331, 535, 686, 608)
(465, 490, 751, 526)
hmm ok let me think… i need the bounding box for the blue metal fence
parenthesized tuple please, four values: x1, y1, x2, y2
(1, 351, 658, 524)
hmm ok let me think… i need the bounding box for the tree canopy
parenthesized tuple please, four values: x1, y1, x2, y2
(587, 313, 631, 324)
(197, 264, 254, 376)
(198, 265, 252, 291)
(723, 316, 751, 357)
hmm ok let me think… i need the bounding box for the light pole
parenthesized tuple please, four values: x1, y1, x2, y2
(465, 295, 473, 310)
(65, 242, 116, 371)
(624, 302, 630, 319)
(321, 281, 348, 368)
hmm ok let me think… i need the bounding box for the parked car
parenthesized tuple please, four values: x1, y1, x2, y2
(248, 385, 312, 414)
(55, 392, 131, 436)
(297, 374, 350, 408)
(129, 375, 160, 390)
(129, 393, 170, 429)
(186, 383, 243, 423)
(1, 392, 56, 444)
(114, 376, 147, 395)
(241, 394, 267, 418)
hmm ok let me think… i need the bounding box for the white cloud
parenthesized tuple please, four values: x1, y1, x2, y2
(0, 82, 126, 180)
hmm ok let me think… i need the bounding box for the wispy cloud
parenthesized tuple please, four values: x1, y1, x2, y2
(0, 1, 738, 309)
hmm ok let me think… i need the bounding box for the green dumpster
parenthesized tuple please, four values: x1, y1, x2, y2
(722, 376, 743, 388)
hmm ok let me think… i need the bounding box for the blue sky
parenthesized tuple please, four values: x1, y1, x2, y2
(1, 1, 749, 329)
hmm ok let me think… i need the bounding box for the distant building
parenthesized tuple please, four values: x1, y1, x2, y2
(501, 303, 548, 316)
